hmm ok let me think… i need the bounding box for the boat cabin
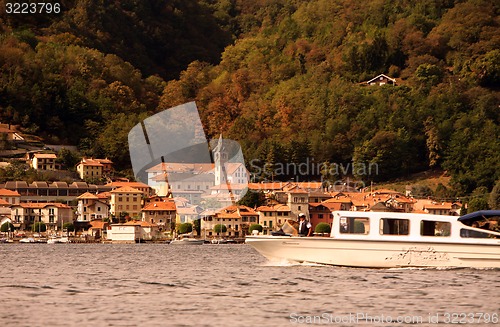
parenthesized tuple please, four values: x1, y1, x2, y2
(330, 211, 500, 243)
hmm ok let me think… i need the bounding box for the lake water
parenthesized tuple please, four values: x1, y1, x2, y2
(0, 244, 498, 327)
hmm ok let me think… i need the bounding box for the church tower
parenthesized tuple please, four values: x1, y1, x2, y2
(214, 134, 228, 186)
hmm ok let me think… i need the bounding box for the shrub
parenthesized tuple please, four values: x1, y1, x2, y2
(314, 222, 331, 234)
(248, 224, 263, 233)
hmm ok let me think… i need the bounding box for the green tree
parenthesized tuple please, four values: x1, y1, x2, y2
(1, 222, 14, 232)
(63, 222, 75, 232)
(57, 149, 81, 171)
(178, 223, 193, 234)
(213, 224, 227, 234)
(237, 191, 265, 208)
(467, 198, 490, 213)
(193, 219, 201, 236)
(488, 180, 500, 210)
(248, 223, 263, 234)
(32, 222, 47, 233)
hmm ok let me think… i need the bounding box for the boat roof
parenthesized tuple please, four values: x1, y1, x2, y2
(457, 210, 500, 222)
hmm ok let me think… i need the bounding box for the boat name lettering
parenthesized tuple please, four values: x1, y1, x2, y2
(385, 247, 450, 265)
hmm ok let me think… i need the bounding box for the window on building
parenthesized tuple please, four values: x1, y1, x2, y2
(380, 218, 409, 235)
(269, 221, 273, 229)
(340, 217, 370, 234)
(421, 220, 451, 237)
(318, 214, 324, 219)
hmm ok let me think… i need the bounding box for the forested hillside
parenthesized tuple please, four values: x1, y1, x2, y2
(0, 0, 499, 198)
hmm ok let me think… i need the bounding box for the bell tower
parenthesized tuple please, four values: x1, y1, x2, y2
(214, 134, 228, 186)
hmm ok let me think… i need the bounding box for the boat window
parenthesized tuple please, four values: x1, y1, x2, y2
(380, 218, 409, 235)
(339, 217, 369, 234)
(460, 229, 499, 239)
(421, 220, 451, 237)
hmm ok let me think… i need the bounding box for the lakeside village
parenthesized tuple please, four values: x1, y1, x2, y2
(0, 122, 464, 244)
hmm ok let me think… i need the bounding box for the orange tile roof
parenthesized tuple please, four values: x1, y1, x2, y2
(15, 202, 71, 209)
(106, 182, 150, 189)
(424, 204, 452, 210)
(96, 158, 113, 164)
(0, 189, 21, 196)
(323, 197, 353, 204)
(110, 186, 143, 193)
(217, 205, 257, 216)
(77, 192, 99, 199)
(0, 199, 11, 205)
(78, 158, 104, 167)
(34, 153, 57, 159)
(322, 202, 342, 211)
(89, 220, 108, 230)
(142, 201, 176, 211)
(247, 182, 289, 191)
(123, 220, 158, 227)
(97, 192, 111, 199)
(371, 188, 404, 195)
(256, 204, 290, 212)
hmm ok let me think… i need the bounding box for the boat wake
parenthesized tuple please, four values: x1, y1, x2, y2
(260, 258, 328, 267)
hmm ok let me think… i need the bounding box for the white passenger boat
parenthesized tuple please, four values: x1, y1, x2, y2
(245, 210, 500, 268)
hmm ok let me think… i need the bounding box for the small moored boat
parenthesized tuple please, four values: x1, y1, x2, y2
(19, 237, 36, 243)
(170, 237, 204, 245)
(47, 236, 70, 244)
(245, 210, 500, 268)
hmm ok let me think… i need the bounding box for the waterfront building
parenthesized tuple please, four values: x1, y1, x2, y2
(76, 192, 110, 222)
(10, 202, 73, 231)
(256, 204, 291, 235)
(109, 186, 143, 219)
(108, 220, 159, 243)
(201, 205, 258, 239)
(142, 200, 176, 231)
(0, 188, 21, 205)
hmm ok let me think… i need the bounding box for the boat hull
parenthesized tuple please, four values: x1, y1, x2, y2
(245, 236, 500, 268)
